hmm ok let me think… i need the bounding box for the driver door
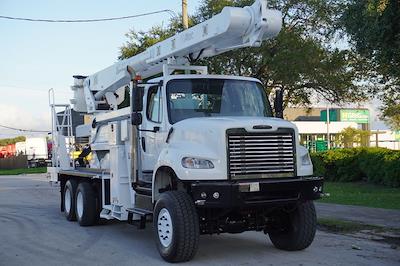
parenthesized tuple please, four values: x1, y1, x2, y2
(140, 85, 165, 182)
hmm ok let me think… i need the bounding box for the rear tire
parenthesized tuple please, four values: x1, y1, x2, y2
(269, 201, 317, 251)
(153, 191, 200, 262)
(75, 182, 98, 226)
(64, 179, 78, 221)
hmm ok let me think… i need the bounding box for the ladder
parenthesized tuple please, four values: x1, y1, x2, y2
(48, 88, 74, 170)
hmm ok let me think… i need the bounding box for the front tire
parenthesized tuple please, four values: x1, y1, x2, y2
(75, 182, 98, 226)
(64, 179, 78, 221)
(153, 191, 200, 262)
(269, 201, 317, 251)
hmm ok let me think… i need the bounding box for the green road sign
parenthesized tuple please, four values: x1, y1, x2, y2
(340, 109, 369, 123)
(315, 140, 328, 151)
(320, 109, 338, 122)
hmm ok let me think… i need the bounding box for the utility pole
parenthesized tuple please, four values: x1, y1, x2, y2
(182, 0, 188, 29)
(326, 106, 331, 150)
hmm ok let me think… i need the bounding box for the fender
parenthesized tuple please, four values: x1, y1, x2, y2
(152, 142, 228, 202)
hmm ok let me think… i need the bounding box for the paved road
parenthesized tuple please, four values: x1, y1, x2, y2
(316, 202, 400, 229)
(0, 174, 399, 266)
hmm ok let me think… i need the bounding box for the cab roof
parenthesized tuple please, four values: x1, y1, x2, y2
(147, 74, 262, 84)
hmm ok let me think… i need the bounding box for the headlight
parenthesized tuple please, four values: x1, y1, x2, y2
(182, 157, 214, 169)
(301, 153, 311, 166)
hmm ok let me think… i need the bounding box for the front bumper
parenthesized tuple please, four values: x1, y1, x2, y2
(191, 177, 323, 208)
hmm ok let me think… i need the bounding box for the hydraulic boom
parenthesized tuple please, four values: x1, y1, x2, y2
(71, 0, 282, 113)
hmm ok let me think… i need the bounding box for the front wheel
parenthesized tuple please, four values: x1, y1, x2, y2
(269, 201, 317, 251)
(153, 191, 200, 263)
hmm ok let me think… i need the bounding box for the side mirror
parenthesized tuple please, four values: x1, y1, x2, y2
(131, 113, 142, 126)
(274, 89, 283, 119)
(131, 86, 144, 112)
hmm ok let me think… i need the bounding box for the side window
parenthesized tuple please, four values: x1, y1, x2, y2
(146, 86, 162, 123)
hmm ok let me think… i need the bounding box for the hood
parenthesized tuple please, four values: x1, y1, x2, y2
(172, 116, 298, 136)
(160, 116, 312, 181)
(169, 116, 298, 150)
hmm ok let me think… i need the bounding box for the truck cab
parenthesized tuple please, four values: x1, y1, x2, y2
(138, 73, 319, 200)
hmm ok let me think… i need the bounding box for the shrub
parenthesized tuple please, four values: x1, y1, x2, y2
(382, 152, 400, 187)
(310, 147, 400, 187)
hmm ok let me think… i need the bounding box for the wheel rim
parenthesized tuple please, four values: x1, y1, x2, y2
(64, 188, 71, 213)
(76, 191, 84, 219)
(157, 208, 173, 248)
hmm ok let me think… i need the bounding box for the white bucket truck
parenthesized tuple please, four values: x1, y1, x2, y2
(48, 0, 323, 262)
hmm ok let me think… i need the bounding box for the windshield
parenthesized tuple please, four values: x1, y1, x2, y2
(166, 79, 272, 124)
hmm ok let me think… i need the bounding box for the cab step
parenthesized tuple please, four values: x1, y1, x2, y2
(127, 207, 153, 229)
(132, 182, 152, 196)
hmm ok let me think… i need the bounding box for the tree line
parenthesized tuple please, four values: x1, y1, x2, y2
(119, 0, 400, 130)
(0, 136, 26, 146)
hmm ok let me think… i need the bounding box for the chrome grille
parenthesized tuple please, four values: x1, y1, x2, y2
(227, 130, 296, 179)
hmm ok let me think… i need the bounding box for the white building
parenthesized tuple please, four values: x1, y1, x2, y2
(285, 107, 400, 150)
(370, 130, 400, 150)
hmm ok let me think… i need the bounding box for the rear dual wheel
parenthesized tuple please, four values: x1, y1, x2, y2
(64, 179, 78, 221)
(63, 180, 99, 226)
(75, 182, 99, 226)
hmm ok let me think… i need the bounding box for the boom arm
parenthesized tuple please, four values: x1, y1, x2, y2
(72, 0, 282, 113)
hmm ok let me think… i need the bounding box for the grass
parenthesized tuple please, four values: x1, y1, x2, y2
(0, 167, 47, 175)
(319, 181, 400, 210)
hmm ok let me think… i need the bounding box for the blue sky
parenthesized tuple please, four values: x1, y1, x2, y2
(0, 0, 200, 137)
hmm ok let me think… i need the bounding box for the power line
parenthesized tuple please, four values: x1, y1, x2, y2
(0, 124, 50, 133)
(0, 9, 177, 23)
(0, 84, 71, 95)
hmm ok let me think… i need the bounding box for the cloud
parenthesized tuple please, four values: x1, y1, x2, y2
(0, 104, 50, 138)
